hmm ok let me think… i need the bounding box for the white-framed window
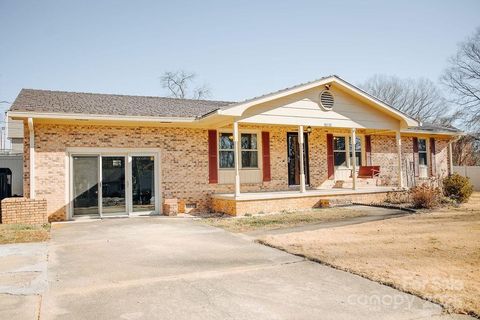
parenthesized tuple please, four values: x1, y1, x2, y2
(219, 133, 234, 168)
(418, 138, 428, 166)
(334, 135, 363, 168)
(218, 132, 259, 169)
(333, 136, 347, 166)
(241, 133, 258, 168)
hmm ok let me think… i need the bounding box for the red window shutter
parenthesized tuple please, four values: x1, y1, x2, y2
(365, 135, 372, 166)
(430, 137, 436, 177)
(208, 130, 218, 184)
(262, 131, 271, 182)
(412, 137, 419, 177)
(327, 134, 334, 179)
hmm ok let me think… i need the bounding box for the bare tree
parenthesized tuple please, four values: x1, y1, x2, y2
(160, 70, 211, 99)
(360, 75, 453, 124)
(452, 134, 480, 166)
(441, 28, 480, 130)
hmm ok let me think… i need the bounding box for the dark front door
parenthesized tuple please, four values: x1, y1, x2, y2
(287, 132, 310, 186)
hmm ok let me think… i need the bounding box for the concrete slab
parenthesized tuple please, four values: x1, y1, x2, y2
(0, 242, 47, 320)
(0, 293, 41, 320)
(40, 217, 455, 320)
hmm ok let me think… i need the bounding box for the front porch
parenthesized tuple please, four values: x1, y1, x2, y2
(211, 186, 399, 216)
(205, 78, 451, 216)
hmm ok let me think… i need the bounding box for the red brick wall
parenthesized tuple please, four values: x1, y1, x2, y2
(22, 122, 452, 221)
(211, 191, 392, 216)
(0, 198, 47, 224)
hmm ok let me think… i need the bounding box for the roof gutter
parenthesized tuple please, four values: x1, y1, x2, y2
(7, 111, 197, 123)
(400, 129, 464, 136)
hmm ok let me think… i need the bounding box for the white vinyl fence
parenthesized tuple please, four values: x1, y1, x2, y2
(453, 166, 480, 191)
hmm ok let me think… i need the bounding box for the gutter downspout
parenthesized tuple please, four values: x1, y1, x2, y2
(28, 118, 35, 199)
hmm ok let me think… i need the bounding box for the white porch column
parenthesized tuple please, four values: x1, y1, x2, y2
(28, 118, 35, 199)
(233, 121, 241, 197)
(351, 128, 357, 190)
(448, 140, 453, 175)
(298, 126, 306, 193)
(396, 130, 404, 188)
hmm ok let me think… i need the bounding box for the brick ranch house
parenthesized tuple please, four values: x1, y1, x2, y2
(6, 75, 460, 221)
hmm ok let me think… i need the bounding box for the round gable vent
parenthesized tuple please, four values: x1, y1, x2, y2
(319, 90, 334, 110)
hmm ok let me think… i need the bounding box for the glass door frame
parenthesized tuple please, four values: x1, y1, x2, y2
(68, 148, 161, 219)
(71, 155, 101, 217)
(128, 153, 158, 216)
(100, 155, 128, 217)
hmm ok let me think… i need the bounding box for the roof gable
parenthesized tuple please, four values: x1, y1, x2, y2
(236, 85, 400, 130)
(216, 76, 420, 127)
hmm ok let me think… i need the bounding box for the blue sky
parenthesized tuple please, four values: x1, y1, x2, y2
(1, 0, 479, 111)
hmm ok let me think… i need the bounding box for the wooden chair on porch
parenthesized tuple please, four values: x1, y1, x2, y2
(357, 166, 380, 178)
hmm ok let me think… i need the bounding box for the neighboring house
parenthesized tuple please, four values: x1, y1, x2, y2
(7, 75, 460, 221)
(0, 118, 24, 199)
(7, 118, 24, 153)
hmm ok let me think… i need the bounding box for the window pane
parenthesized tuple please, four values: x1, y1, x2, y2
(419, 152, 428, 166)
(334, 151, 346, 166)
(241, 133, 257, 150)
(418, 139, 427, 152)
(356, 151, 362, 166)
(73, 156, 99, 216)
(219, 133, 234, 150)
(334, 136, 346, 150)
(132, 156, 155, 212)
(219, 151, 234, 168)
(242, 151, 258, 168)
(349, 137, 361, 151)
(349, 151, 362, 166)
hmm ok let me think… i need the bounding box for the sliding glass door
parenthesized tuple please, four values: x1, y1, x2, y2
(131, 156, 155, 213)
(72, 156, 99, 216)
(101, 156, 127, 216)
(71, 152, 158, 218)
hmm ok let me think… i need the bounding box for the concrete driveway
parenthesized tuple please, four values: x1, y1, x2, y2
(41, 217, 447, 320)
(0, 242, 48, 320)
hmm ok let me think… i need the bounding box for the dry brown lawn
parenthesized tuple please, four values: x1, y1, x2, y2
(259, 193, 480, 317)
(201, 207, 367, 233)
(0, 223, 50, 244)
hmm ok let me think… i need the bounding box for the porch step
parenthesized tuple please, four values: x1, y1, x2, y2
(332, 178, 379, 189)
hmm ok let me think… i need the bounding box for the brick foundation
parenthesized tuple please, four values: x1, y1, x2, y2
(0, 197, 47, 224)
(211, 191, 392, 216)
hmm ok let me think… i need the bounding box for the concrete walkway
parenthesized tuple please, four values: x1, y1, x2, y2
(0, 242, 48, 320)
(245, 205, 411, 237)
(39, 217, 453, 320)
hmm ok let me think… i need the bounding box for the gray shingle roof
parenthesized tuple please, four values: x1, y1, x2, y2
(8, 87, 461, 135)
(407, 123, 461, 133)
(10, 89, 234, 118)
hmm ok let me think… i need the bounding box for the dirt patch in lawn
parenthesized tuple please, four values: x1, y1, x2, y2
(259, 193, 480, 317)
(201, 207, 368, 233)
(0, 224, 50, 244)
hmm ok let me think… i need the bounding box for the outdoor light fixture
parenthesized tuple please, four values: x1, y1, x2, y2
(306, 126, 312, 134)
